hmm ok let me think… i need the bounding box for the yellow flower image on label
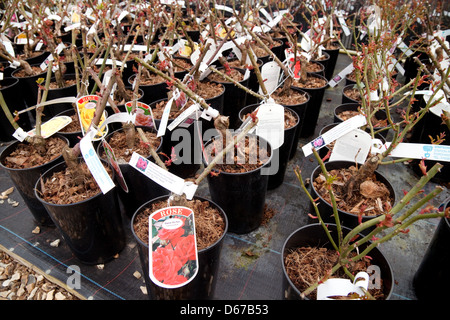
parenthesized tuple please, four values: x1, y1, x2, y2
(77, 95, 107, 140)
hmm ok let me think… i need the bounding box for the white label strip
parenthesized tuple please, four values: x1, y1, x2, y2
(80, 130, 116, 194)
(302, 115, 367, 157)
(376, 142, 450, 162)
(328, 63, 354, 87)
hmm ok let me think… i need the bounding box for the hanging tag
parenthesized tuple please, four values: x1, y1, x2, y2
(129, 152, 198, 199)
(40, 54, 54, 71)
(254, 103, 285, 149)
(27, 116, 72, 139)
(336, 11, 351, 36)
(14, 32, 29, 45)
(157, 97, 174, 138)
(317, 272, 369, 300)
(125, 101, 155, 128)
(329, 129, 372, 164)
(260, 61, 281, 94)
(12, 127, 28, 142)
(79, 130, 115, 194)
(149, 206, 198, 288)
(167, 103, 199, 131)
(76, 95, 108, 140)
(101, 140, 128, 193)
(328, 63, 354, 87)
(302, 114, 367, 157)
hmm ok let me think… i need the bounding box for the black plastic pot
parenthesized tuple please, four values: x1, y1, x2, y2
(342, 84, 361, 105)
(0, 134, 69, 227)
(0, 77, 33, 141)
(128, 73, 169, 106)
(11, 64, 47, 109)
(281, 223, 394, 300)
(311, 52, 330, 77)
(306, 61, 325, 78)
(323, 42, 340, 81)
(35, 159, 126, 265)
(238, 105, 299, 189)
(131, 195, 228, 299)
(310, 160, 395, 233)
(43, 74, 78, 121)
(97, 126, 169, 219)
(407, 105, 450, 184)
(208, 67, 249, 129)
(292, 73, 328, 138)
(413, 200, 450, 300)
(203, 134, 273, 234)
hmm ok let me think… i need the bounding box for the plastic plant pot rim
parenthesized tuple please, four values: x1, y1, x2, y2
(202, 133, 274, 176)
(34, 158, 115, 208)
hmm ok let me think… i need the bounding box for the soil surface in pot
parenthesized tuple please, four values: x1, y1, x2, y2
(151, 82, 224, 119)
(102, 128, 160, 163)
(207, 68, 244, 82)
(343, 87, 362, 102)
(337, 109, 388, 128)
(13, 65, 45, 77)
(133, 198, 226, 250)
(271, 87, 308, 106)
(313, 165, 393, 217)
(1, 137, 66, 169)
(305, 61, 323, 73)
(38, 161, 113, 205)
(204, 135, 271, 173)
(293, 75, 327, 89)
(284, 246, 386, 300)
(250, 40, 282, 58)
(58, 113, 81, 133)
(140, 70, 166, 85)
(172, 58, 193, 73)
(48, 78, 77, 89)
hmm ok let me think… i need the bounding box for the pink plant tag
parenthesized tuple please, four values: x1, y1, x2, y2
(149, 206, 198, 289)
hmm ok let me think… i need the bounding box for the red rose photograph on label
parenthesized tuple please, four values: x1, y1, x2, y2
(149, 206, 198, 288)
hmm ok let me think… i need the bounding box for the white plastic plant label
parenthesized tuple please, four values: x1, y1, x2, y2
(167, 103, 199, 131)
(79, 129, 115, 195)
(328, 63, 354, 87)
(157, 97, 174, 137)
(302, 114, 367, 157)
(27, 115, 72, 139)
(317, 272, 369, 300)
(129, 152, 198, 199)
(374, 142, 450, 162)
(253, 103, 285, 150)
(259, 61, 281, 94)
(149, 206, 198, 289)
(329, 129, 372, 164)
(125, 101, 155, 128)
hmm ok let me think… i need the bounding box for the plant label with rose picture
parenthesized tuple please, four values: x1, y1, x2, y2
(149, 206, 199, 289)
(76, 95, 108, 140)
(125, 101, 156, 129)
